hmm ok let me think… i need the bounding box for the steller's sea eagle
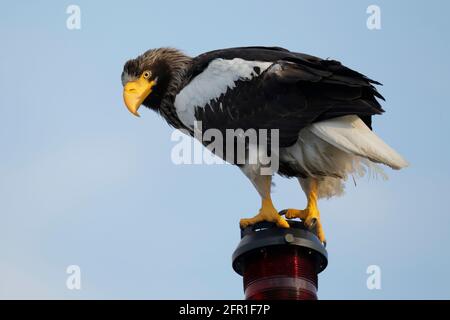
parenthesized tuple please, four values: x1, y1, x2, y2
(121, 46, 408, 245)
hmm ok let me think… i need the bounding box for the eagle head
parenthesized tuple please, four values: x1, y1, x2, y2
(121, 48, 191, 117)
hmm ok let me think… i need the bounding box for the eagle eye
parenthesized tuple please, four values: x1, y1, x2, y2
(142, 70, 151, 79)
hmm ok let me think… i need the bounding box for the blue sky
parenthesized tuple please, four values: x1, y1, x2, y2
(0, 0, 449, 299)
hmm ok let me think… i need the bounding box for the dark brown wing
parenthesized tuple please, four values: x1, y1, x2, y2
(191, 46, 384, 147)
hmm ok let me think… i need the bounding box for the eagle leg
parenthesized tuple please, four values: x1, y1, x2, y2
(282, 179, 326, 245)
(239, 174, 289, 229)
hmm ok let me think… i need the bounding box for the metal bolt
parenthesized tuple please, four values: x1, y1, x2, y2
(285, 233, 295, 243)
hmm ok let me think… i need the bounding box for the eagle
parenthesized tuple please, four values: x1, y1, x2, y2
(121, 46, 408, 245)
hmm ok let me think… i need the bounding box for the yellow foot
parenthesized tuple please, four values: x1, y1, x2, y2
(281, 208, 326, 245)
(240, 199, 290, 229)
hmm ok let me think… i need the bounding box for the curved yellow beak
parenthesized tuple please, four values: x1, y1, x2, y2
(123, 75, 156, 117)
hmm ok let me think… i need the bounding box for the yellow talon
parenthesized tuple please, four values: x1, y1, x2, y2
(284, 208, 307, 220)
(240, 198, 289, 229)
(282, 179, 326, 244)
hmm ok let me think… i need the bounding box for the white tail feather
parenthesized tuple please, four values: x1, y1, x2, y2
(310, 115, 409, 170)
